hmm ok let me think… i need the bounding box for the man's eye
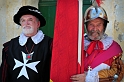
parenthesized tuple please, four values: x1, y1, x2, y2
(89, 24, 93, 27)
(20, 20, 25, 23)
(29, 19, 33, 21)
(22, 20, 24, 22)
(97, 24, 102, 27)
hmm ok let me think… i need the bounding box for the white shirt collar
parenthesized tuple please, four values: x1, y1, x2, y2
(84, 33, 113, 50)
(19, 30, 44, 46)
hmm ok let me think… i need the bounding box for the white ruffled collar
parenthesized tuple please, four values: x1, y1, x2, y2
(84, 33, 113, 50)
(19, 30, 44, 46)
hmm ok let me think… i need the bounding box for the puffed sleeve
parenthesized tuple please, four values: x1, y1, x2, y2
(98, 53, 124, 82)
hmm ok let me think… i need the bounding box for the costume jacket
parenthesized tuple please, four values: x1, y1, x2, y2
(84, 34, 124, 82)
(0, 30, 52, 82)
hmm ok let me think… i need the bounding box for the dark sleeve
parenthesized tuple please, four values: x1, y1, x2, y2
(50, 38, 53, 54)
(0, 41, 10, 82)
(42, 37, 53, 82)
(47, 38, 53, 82)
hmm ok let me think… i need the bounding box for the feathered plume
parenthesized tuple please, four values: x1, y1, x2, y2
(91, 0, 104, 7)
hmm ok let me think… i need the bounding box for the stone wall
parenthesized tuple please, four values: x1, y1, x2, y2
(102, 0, 124, 60)
(0, 0, 39, 63)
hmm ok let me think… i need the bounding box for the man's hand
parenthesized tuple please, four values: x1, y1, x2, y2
(70, 73, 86, 82)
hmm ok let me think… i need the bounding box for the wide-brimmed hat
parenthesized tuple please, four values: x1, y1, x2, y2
(13, 5, 46, 27)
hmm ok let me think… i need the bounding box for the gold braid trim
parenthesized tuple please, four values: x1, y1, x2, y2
(116, 54, 124, 82)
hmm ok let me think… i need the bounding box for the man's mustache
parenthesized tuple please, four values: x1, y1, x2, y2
(89, 30, 101, 35)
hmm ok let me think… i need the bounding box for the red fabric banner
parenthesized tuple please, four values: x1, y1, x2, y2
(50, 0, 78, 82)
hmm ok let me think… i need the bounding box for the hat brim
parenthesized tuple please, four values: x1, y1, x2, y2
(13, 11, 46, 27)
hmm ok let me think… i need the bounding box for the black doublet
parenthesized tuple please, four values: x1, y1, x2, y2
(0, 35, 52, 82)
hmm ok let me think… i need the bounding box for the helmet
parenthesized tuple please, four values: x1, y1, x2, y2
(84, 6, 109, 23)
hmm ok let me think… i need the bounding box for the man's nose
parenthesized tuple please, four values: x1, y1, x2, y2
(93, 26, 97, 31)
(24, 21, 30, 25)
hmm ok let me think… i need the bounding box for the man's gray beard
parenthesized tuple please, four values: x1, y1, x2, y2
(88, 31, 104, 40)
(22, 26, 34, 35)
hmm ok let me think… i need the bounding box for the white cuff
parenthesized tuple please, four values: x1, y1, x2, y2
(85, 70, 99, 82)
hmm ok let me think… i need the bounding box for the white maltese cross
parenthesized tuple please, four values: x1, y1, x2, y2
(13, 51, 40, 80)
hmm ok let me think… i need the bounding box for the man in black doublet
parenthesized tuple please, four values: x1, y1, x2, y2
(0, 5, 52, 82)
